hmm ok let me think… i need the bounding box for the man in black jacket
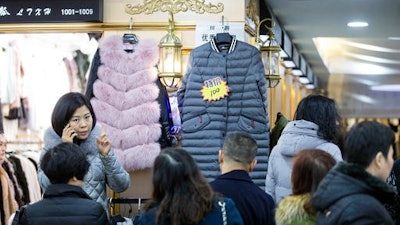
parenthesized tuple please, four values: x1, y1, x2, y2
(312, 121, 396, 225)
(210, 132, 276, 225)
(15, 142, 109, 225)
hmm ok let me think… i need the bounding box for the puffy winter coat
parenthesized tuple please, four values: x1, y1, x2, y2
(265, 120, 342, 203)
(312, 162, 395, 225)
(177, 36, 270, 188)
(20, 184, 109, 225)
(38, 124, 130, 210)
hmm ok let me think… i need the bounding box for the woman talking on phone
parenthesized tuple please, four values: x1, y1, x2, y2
(37, 92, 130, 212)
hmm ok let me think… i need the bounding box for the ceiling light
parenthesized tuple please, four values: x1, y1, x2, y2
(291, 69, 303, 76)
(283, 60, 296, 68)
(388, 37, 400, 41)
(306, 84, 315, 89)
(298, 77, 310, 84)
(347, 21, 368, 27)
(371, 85, 400, 92)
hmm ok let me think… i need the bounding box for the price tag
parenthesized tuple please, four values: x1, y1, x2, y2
(201, 77, 229, 102)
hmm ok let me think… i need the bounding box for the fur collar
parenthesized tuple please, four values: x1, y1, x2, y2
(275, 194, 316, 225)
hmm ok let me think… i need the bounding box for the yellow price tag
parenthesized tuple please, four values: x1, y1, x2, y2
(201, 77, 229, 102)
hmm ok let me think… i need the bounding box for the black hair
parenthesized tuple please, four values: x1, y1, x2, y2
(294, 94, 342, 143)
(40, 142, 90, 184)
(222, 132, 257, 165)
(51, 92, 96, 138)
(344, 121, 395, 168)
(146, 147, 214, 225)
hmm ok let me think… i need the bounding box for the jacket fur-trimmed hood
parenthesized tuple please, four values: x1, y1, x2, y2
(275, 193, 316, 225)
(90, 34, 162, 172)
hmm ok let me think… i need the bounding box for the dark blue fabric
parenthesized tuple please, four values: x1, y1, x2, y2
(210, 170, 276, 225)
(138, 197, 243, 225)
(20, 184, 109, 225)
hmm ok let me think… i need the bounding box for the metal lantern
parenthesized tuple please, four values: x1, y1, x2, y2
(256, 18, 281, 88)
(159, 11, 182, 92)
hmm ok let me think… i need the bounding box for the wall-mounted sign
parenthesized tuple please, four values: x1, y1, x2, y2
(0, 0, 103, 23)
(195, 22, 245, 47)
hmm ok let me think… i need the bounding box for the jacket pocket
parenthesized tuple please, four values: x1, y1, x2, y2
(182, 111, 211, 133)
(238, 114, 267, 134)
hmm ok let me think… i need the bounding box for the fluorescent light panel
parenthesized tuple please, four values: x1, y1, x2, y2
(283, 60, 296, 68)
(347, 21, 368, 27)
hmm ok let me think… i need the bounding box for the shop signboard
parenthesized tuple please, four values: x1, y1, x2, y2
(195, 22, 245, 47)
(0, 0, 103, 23)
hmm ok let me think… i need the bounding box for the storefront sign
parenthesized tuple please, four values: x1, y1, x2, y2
(195, 22, 245, 47)
(0, 0, 103, 23)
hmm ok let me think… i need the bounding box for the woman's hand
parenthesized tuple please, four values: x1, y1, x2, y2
(62, 124, 77, 143)
(97, 127, 111, 156)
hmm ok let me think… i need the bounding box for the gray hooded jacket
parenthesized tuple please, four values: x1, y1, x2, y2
(38, 124, 130, 210)
(265, 119, 342, 203)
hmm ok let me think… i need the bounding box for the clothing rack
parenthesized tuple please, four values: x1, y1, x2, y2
(7, 140, 43, 152)
(109, 197, 148, 204)
(108, 196, 149, 216)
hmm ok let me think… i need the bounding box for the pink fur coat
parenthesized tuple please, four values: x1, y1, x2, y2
(91, 35, 161, 172)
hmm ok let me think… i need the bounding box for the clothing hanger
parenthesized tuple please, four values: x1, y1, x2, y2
(123, 17, 139, 52)
(132, 198, 142, 225)
(214, 15, 232, 51)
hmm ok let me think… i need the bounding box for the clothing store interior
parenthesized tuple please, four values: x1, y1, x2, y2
(1, 0, 400, 222)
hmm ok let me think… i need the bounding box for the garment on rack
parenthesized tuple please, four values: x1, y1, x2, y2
(0, 160, 18, 225)
(177, 35, 270, 188)
(73, 49, 90, 93)
(7, 151, 42, 205)
(0, 98, 3, 133)
(85, 35, 172, 172)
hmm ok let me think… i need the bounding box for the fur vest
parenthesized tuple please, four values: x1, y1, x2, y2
(89, 35, 162, 171)
(275, 193, 315, 225)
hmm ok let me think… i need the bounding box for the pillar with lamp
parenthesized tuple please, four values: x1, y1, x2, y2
(158, 11, 183, 92)
(255, 18, 282, 88)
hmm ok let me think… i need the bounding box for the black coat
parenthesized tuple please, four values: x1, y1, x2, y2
(312, 162, 395, 225)
(210, 170, 276, 225)
(20, 184, 109, 225)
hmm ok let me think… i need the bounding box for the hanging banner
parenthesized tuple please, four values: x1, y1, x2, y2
(0, 0, 103, 23)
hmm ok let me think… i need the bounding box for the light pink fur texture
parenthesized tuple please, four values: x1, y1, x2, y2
(91, 35, 161, 171)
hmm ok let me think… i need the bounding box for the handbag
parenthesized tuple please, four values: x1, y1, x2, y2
(218, 199, 227, 225)
(11, 206, 27, 225)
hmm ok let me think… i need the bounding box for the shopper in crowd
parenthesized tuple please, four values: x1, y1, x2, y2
(15, 142, 109, 225)
(0, 132, 21, 225)
(270, 112, 288, 151)
(275, 149, 336, 225)
(37, 92, 129, 211)
(312, 121, 396, 225)
(385, 157, 400, 224)
(210, 132, 275, 225)
(139, 147, 244, 225)
(265, 94, 343, 204)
